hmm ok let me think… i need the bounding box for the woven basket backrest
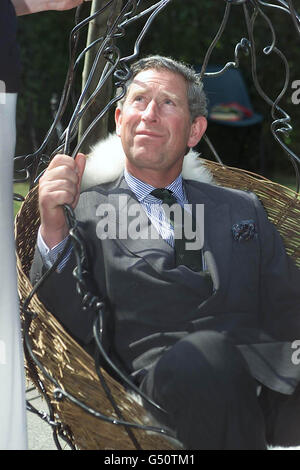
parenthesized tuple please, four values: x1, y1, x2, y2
(15, 186, 178, 450)
(202, 161, 300, 268)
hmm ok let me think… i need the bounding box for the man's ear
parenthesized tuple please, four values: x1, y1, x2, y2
(115, 107, 122, 137)
(187, 116, 207, 148)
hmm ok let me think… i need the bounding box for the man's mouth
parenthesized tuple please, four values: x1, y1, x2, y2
(135, 131, 163, 138)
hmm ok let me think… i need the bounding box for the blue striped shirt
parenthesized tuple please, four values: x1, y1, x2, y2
(38, 170, 195, 270)
(124, 169, 188, 248)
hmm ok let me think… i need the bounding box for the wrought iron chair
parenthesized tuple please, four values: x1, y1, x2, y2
(14, 0, 300, 450)
(15, 159, 300, 449)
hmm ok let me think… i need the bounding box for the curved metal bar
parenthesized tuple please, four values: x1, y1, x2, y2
(198, 1, 232, 81)
(286, 0, 300, 34)
(21, 242, 174, 441)
(13, 5, 85, 186)
(93, 348, 142, 450)
(224, 0, 248, 4)
(61, 204, 169, 418)
(243, 0, 300, 191)
(258, 0, 292, 15)
(17, 0, 300, 450)
(63, 0, 138, 155)
(92, 312, 168, 416)
(13, 0, 117, 185)
(71, 0, 172, 157)
(118, 0, 172, 65)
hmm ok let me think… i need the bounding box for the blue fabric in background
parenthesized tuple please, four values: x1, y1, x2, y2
(0, 0, 21, 93)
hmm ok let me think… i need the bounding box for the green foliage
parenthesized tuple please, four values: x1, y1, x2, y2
(15, 1, 300, 178)
(16, 8, 85, 156)
(14, 182, 29, 217)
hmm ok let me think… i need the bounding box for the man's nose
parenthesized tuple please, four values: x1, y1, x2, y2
(141, 100, 159, 121)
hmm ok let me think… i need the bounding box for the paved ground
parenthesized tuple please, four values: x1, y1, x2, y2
(25, 382, 300, 451)
(26, 384, 60, 450)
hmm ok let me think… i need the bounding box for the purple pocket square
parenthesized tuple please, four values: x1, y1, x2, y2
(232, 219, 257, 242)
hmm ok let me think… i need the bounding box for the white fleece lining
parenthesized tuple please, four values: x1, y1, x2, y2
(80, 133, 214, 191)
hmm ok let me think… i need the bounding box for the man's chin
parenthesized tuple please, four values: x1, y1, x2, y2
(127, 149, 165, 169)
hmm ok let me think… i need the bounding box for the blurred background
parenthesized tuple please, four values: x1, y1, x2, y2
(13, 0, 300, 207)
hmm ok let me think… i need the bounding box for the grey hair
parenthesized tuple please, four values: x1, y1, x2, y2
(116, 55, 208, 121)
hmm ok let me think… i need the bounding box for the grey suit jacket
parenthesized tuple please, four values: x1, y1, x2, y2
(30, 175, 300, 395)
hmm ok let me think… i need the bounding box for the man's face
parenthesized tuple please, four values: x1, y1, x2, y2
(115, 68, 207, 182)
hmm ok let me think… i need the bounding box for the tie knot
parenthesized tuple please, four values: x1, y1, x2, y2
(151, 188, 177, 207)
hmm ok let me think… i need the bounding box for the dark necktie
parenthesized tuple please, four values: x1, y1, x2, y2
(150, 188, 203, 271)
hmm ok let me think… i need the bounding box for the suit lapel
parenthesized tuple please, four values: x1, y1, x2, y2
(184, 180, 232, 298)
(105, 176, 232, 298)
(108, 176, 176, 273)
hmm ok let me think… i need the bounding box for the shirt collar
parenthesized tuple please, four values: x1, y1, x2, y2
(124, 168, 186, 204)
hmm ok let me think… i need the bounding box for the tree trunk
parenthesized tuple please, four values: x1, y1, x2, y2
(78, 0, 123, 153)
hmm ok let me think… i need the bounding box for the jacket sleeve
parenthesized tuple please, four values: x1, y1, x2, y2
(251, 192, 300, 341)
(29, 235, 99, 346)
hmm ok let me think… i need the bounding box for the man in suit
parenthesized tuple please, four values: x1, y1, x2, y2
(30, 56, 300, 449)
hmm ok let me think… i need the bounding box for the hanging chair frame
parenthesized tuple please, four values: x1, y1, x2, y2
(13, 0, 300, 450)
(15, 160, 300, 449)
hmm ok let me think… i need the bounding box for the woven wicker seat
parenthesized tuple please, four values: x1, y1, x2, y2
(15, 160, 300, 450)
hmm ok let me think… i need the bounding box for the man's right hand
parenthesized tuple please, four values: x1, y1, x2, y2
(39, 153, 86, 249)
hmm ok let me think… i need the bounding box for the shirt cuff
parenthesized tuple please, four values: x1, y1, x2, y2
(37, 227, 72, 272)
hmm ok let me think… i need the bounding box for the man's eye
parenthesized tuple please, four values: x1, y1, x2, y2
(164, 99, 175, 106)
(134, 96, 144, 102)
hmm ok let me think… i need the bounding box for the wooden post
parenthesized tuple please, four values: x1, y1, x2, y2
(78, 0, 123, 153)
